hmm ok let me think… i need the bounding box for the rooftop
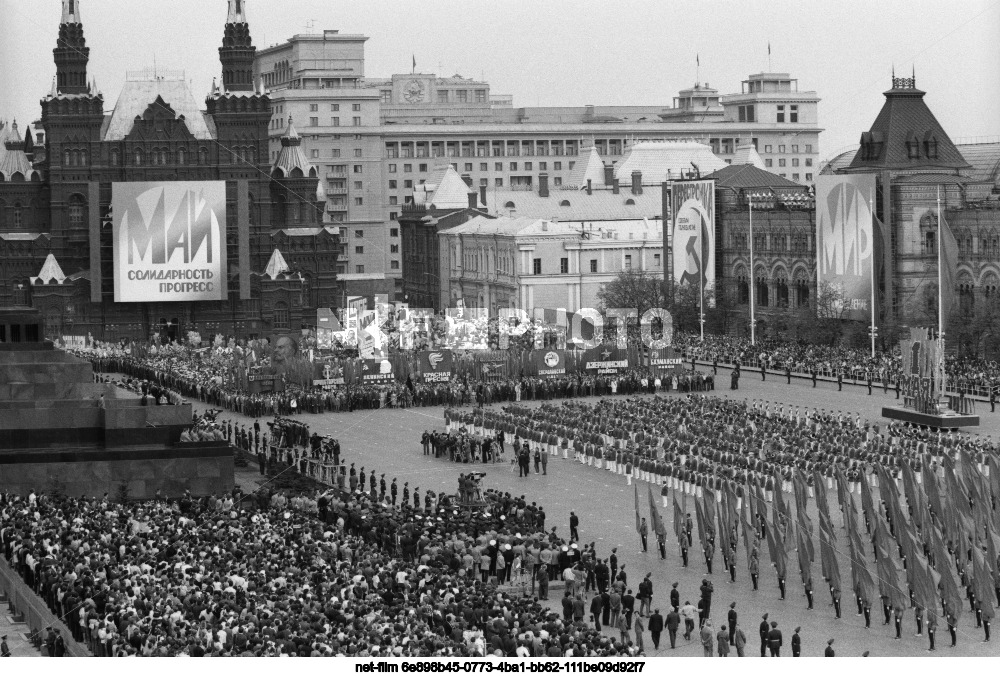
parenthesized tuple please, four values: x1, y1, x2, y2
(485, 186, 662, 221)
(103, 75, 214, 141)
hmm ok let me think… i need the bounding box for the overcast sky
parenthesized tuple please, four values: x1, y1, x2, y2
(1, 0, 998, 161)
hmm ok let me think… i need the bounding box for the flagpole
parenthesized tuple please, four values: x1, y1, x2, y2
(937, 186, 946, 407)
(870, 189, 876, 358)
(749, 194, 756, 345)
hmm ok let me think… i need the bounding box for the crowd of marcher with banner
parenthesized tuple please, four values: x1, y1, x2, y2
(442, 392, 1000, 650)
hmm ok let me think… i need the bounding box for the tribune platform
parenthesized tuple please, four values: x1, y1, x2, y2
(0, 307, 233, 499)
(881, 405, 980, 430)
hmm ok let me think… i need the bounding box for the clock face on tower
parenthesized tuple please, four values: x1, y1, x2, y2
(403, 79, 425, 103)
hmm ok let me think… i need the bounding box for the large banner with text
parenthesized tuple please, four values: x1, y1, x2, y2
(815, 174, 876, 321)
(418, 350, 454, 383)
(671, 180, 715, 304)
(112, 181, 227, 302)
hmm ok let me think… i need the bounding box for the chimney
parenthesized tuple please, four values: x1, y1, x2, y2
(603, 163, 614, 186)
(612, 177, 620, 195)
(479, 185, 487, 207)
(468, 191, 478, 210)
(631, 171, 643, 195)
(539, 173, 549, 198)
(461, 174, 473, 188)
(586, 179, 592, 196)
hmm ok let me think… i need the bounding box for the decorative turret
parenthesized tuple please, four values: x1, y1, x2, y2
(54, 0, 90, 94)
(269, 117, 322, 227)
(219, 0, 255, 92)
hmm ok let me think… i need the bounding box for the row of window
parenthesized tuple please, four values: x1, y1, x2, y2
(386, 161, 573, 175)
(307, 117, 363, 127)
(530, 254, 661, 275)
(308, 103, 362, 112)
(386, 140, 580, 159)
(762, 144, 813, 154)
(62, 147, 230, 167)
(352, 228, 399, 238)
(352, 262, 400, 273)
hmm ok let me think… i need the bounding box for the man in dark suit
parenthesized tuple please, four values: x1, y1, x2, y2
(670, 582, 680, 611)
(727, 602, 738, 644)
(665, 608, 681, 649)
(621, 589, 636, 629)
(649, 609, 664, 650)
(791, 626, 802, 656)
(759, 614, 770, 657)
(825, 638, 835, 656)
(590, 592, 604, 631)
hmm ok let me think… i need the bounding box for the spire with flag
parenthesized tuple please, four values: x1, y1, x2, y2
(412, 54, 416, 74)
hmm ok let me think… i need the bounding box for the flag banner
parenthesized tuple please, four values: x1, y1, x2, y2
(797, 526, 812, 586)
(673, 496, 686, 547)
(635, 482, 642, 535)
(939, 208, 960, 331)
(815, 174, 877, 321)
(531, 349, 567, 378)
(582, 345, 632, 374)
(648, 485, 666, 537)
(671, 180, 716, 306)
(417, 350, 454, 383)
(694, 495, 706, 549)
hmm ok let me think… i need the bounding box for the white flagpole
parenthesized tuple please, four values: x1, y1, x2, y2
(749, 195, 756, 345)
(870, 189, 876, 359)
(937, 186, 946, 404)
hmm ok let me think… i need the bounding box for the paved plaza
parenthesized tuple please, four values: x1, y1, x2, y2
(185, 368, 1000, 657)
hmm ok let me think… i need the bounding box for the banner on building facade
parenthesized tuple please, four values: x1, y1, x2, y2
(418, 350, 454, 383)
(582, 346, 632, 374)
(816, 174, 877, 321)
(112, 181, 227, 302)
(532, 349, 566, 378)
(671, 180, 715, 305)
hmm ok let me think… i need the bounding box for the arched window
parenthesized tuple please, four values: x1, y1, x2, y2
(199, 147, 209, 165)
(560, 200, 571, 207)
(13, 202, 23, 228)
(80, 149, 88, 166)
(64, 149, 72, 166)
(959, 279, 974, 315)
(756, 273, 769, 307)
(68, 194, 85, 227)
(775, 273, 789, 307)
(0, 199, 5, 229)
(625, 198, 635, 205)
(111, 149, 120, 166)
(794, 274, 810, 307)
(134, 149, 143, 166)
(177, 147, 187, 165)
(736, 271, 749, 305)
(274, 302, 290, 330)
(504, 201, 516, 209)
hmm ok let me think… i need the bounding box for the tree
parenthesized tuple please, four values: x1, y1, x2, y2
(596, 269, 667, 343)
(595, 269, 666, 318)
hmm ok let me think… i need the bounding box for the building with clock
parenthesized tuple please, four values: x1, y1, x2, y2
(255, 30, 822, 303)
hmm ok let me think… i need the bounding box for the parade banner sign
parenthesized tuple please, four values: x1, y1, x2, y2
(419, 350, 454, 383)
(671, 180, 715, 304)
(650, 347, 684, 373)
(112, 181, 227, 302)
(816, 174, 876, 321)
(582, 346, 631, 374)
(360, 358, 396, 383)
(532, 349, 566, 378)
